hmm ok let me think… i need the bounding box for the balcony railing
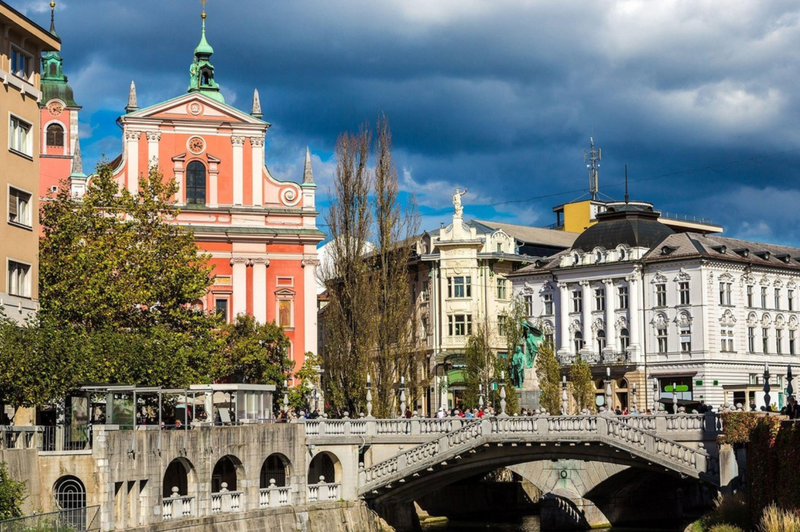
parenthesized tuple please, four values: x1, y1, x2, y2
(0, 424, 92, 452)
(307, 477, 340, 502)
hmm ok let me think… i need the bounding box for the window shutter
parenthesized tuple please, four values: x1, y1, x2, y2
(8, 190, 17, 220)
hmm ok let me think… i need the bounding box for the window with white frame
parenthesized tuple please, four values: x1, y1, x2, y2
(721, 327, 734, 352)
(215, 298, 229, 324)
(595, 288, 605, 312)
(720, 282, 732, 306)
(657, 326, 668, 353)
(775, 288, 781, 310)
(574, 331, 584, 353)
(761, 287, 768, 308)
(618, 286, 628, 310)
(278, 299, 293, 328)
(748, 327, 756, 353)
(524, 295, 533, 317)
(776, 328, 783, 354)
(9, 116, 32, 156)
(497, 315, 509, 337)
(10, 47, 31, 80)
(655, 283, 666, 306)
(448, 276, 471, 298)
(496, 277, 508, 300)
(7, 260, 30, 297)
(8, 188, 31, 227)
(747, 285, 754, 307)
(762, 327, 769, 353)
(448, 314, 472, 336)
(679, 281, 690, 305)
(791, 329, 796, 355)
(572, 290, 582, 313)
(620, 328, 630, 352)
(597, 329, 606, 353)
(543, 292, 553, 315)
(680, 326, 691, 353)
(790, 289, 795, 311)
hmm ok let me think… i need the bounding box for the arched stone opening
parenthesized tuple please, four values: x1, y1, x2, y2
(212, 455, 243, 493)
(162, 457, 196, 498)
(260, 453, 291, 488)
(307, 451, 340, 485)
(54, 475, 86, 530)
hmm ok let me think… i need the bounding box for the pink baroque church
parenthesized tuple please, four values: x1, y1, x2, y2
(41, 7, 324, 379)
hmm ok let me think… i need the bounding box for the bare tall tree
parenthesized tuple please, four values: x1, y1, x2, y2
(372, 116, 421, 417)
(321, 127, 377, 416)
(320, 118, 421, 417)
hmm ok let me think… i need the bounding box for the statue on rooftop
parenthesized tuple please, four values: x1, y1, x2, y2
(452, 188, 467, 217)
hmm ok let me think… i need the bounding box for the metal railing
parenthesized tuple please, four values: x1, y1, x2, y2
(0, 425, 91, 452)
(0, 506, 99, 532)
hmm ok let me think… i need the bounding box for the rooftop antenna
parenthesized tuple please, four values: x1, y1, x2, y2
(584, 137, 601, 201)
(624, 164, 629, 204)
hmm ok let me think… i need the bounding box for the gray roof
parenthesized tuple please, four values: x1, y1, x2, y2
(472, 219, 579, 248)
(645, 233, 800, 270)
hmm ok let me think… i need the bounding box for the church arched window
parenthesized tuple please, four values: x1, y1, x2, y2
(186, 161, 206, 205)
(46, 123, 64, 147)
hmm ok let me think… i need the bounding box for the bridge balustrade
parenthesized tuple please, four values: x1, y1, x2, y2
(210, 487, 243, 514)
(301, 417, 475, 438)
(162, 492, 194, 521)
(259, 483, 291, 508)
(307, 477, 340, 502)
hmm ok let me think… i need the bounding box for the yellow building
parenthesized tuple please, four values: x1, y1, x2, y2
(0, 1, 60, 322)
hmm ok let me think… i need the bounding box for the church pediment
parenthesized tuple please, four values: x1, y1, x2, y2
(124, 92, 269, 127)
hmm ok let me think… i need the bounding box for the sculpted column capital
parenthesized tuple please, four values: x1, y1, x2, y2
(125, 130, 142, 141)
(252, 258, 270, 266)
(302, 258, 321, 268)
(249, 136, 265, 148)
(231, 136, 246, 147)
(145, 131, 162, 142)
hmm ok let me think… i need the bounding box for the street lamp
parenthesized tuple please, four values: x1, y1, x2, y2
(763, 363, 771, 412)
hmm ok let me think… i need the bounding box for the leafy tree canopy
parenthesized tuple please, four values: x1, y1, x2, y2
(0, 461, 26, 520)
(212, 315, 293, 386)
(39, 162, 215, 332)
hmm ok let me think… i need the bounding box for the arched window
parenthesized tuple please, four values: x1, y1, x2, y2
(597, 330, 606, 353)
(620, 328, 630, 352)
(186, 161, 206, 205)
(46, 123, 64, 147)
(574, 331, 584, 354)
(54, 476, 86, 530)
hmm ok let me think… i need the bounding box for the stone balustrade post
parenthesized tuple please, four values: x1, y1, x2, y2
(438, 434, 449, 454)
(365, 420, 377, 437)
(319, 476, 327, 501)
(654, 415, 668, 434)
(397, 452, 407, 471)
(410, 419, 420, 435)
(344, 420, 351, 436)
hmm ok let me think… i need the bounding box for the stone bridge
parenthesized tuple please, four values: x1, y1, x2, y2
(0, 413, 721, 531)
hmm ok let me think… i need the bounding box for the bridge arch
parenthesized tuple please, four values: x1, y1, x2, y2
(163, 457, 197, 498)
(261, 453, 292, 488)
(212, 454, 244, 492)
(308, 451, 341, 484)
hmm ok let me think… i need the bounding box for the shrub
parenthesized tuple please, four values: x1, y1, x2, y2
(709, 525, 745, 532)
(758, 503, 800, 532)
(702, 492, 751, 531)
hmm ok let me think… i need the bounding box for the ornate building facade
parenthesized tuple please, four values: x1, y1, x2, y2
(57, 11, 323, 377)
(512, 200, 800, 411)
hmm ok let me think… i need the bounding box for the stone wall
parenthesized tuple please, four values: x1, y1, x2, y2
(125, 501, 389, 532)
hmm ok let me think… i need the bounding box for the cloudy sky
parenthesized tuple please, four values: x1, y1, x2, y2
(17, 1, 800, 246)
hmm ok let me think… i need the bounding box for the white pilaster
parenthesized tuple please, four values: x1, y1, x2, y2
(250, 137, 264, 206)
(232, 258, 248, 317)
(125, 130, 141, 193)
(581, 280, 592, 353)
(232, 136, 245, 205)
(303, 258, 320, 355)
(604, 279, 616, 352)
(253, 258, 268, 324)
(628, 272, 641, 356)
(146, 131, 161, 169)
(558, 282, 570, 355)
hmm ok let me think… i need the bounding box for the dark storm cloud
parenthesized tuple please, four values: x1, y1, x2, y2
(17, 0, 800, 245)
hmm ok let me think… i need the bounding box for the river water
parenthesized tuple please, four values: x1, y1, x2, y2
(422, 513, 686, 532)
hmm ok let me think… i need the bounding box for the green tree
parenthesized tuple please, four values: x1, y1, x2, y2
(569, 355, 594, 414)
(288, 352, 323, 410)
(0, 461, 26, 520)
(463, 322, 518, 414)
(39, 161, 215, 332)
(535, 339, 561, 414)
(212, 315, 292, 385)
(504, 296, 528, 356)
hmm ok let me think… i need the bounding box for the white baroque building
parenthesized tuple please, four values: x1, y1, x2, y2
(511, 200, 799, 411)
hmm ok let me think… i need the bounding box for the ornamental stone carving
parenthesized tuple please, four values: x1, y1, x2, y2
(616, 316, 628, 331)
(230, 257, 249, 266)
(789, 316, 798, 331)
(651, 313, 668, 328)
(652, 271, 668, 284)
(774, 279, 784, 288)
(302, 258, 320, 268)
(747, 312, 758, 327)
(761, 313, 772, 327)
(591, 318, 604, 332)
(760, 275, 771, 287)
(125, 130, 142, 141)
(145, 131, 162, 142)
(231, 136, 246, 146)
(674, 268, 691, 282)
(252, 258, 270, 266)
(676, 311, 692, 327)
(775, 315, 786, 329)
(719, 272, 734, 282)
(249, 137, 265, 148)
(719, 309, 736, 327)
(569, 320, 582, 334)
